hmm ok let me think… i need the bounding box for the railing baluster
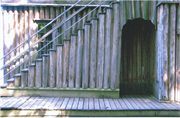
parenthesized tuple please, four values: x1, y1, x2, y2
(64, 6, 66, 39)
(28, 34, 31, 65)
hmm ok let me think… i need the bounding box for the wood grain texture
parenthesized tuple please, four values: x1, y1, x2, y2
(56, 46, 63, 88)
(28, 65, 35, 88)
(35, 60, 42, 88)
(49, 50, 56, 88)
(42, 55, 49, 87)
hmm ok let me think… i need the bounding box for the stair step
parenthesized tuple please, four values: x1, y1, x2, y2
(35, 59, 43, 62)
(14, 73, 21, 87)
(7, 78, 15, 87)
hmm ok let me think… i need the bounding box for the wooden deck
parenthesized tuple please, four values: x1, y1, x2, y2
(0, 95, 180, 117)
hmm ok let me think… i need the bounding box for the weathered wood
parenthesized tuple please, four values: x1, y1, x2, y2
(162, 4, 169, 100)
(31, 97, 45, 109)
(60, 98, 69, 109)
(156, 5, 164, 100)
(75, 29, 84, 88)
(28, 64, 35, 88)
(43, 97, 55, 109)
(54, 98, 64, 109)
(110, 3, 119, 90)
(150, 1, 157, 28)
(77, 98, 84, 110)
(169, 4, 176, 101)
(104, 98, 111, 110)
(35, 59, 42, 88)
(69, 35, 77, 88)
(82, 24, 91, 89)
(14, 74, 21, 87)
(90, 19, 98, 89)
(141, 1, 149, 20)
(97, 13, 105, 89)
(48, 97, 60, 110)
(36, 97, 50, 109)
(56, 45, 63, 88)
(42, 54, 49, 87)
(135, 0, 141, 18)
(63, 40, 70, 88)
(176, 34, 180, 101)
(49, 50, 56, 88)
(66, 98, 74, 110)
(177, 3, 180, 34)
(104, 9, 111, 89)
(72, 8, 77, 33)
(94, 98, 100, 110)
(66, 10, 71, 39)
(83, 98, 88, 110)
(21, 69, 28, 88)
(89, 98, 94, 110)
(71, 98, 79, 110)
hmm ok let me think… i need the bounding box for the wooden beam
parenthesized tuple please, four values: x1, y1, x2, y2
(69, 35, 77, 88)
(49, 50, 56, 88)
(90, 19, 97, 89)
(42, 54, 49, 87)
(169, 4, 176, 101)
(177, 4, 180, 34)
(176, 34, 180, 101)
(82, 24, 91, 89)
(35, 59, 42, 88)
(76, 29, 84, 88)
(28, 64, 35, 88)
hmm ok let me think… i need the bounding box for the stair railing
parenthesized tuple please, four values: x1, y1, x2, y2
(0, 0, 108, 81)
(0, 0, 81, 63)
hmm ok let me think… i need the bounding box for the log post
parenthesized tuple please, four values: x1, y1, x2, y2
(56, 44, 63, 88)
(21, 69, 28, 88)
(76, 29, 84, 88)
(35, 59, 42, 88)
(69, 34, 77, 88)
(90, 18, 98, 89)
(28, 64, 35, 88)
(82, 23, 91, 89)
(169, 4, 176, 101)
(49, 49, 56, 88)
(14, 74, 21, 87)
(42, 54, 49, 87)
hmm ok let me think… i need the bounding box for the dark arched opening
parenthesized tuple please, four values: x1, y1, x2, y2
(120, 18, 156, 96)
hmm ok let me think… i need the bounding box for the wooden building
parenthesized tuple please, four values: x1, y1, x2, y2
(0, 0, 180, 102)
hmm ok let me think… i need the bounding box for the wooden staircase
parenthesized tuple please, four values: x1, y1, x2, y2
(1, 1, 120, 98)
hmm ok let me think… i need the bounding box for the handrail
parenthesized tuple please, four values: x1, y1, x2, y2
(0, 0, 94, 70)
(0, 0, 81, 60)
(0, 0, 107, 80)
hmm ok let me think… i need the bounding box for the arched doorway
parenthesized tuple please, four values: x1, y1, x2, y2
(120, 18, 156, 95)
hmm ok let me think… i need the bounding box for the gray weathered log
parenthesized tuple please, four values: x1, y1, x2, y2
(120, 1, 127, 31)
(176, 34, 180, 101)
(21, 68, 28, 88)
(151, 1, 157, 29)
(82, 23, 91, 89)
(63, 40, 70, 88)
(162, 4, 169, 100)
(104, 8, 112, 89)
(135, 0, 141, 18)
(28, 64, 35, 88)
(97, 13, 105, 89)
(169, 4, 176, 101)
(110, 3, 119, 90)
(76, 29, 84, 88)
(35, 59, 42, 88)
(42, 54, 49, 87)
(90, 18, 98, 89)
(56, 44, 63, 88)
(49, 49, 56, 88)
(69, 35, 77, 88)
(177, 3, 180, 34)
(14, 74, 21, 87)
(141, 1, 149, 20)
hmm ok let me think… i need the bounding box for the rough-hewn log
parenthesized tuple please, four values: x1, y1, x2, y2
(177, 3, 180, 34)
(162, 4, 169, 100)
(176, 34, 180, 101)
(66, 10, 71, 39)
(97, 13, 105, 89)
(72, 8, 77, 34)
(49, 49, 56, 88)
(76, 29, 84, 88)
(42, 54, 49, 87)
(135, 0, 141, 18)
(120, 1, 127, 30)
(82, 23, 91, 89)
(141, 1, 149, 20)
(28, 64, 35, 88)
(169, 4, 176, 101)
(21, 68, 28, 88)
(150, 1, 157, 28)
(90, 18, 98, 89)
(104, 8, 111, 89)
(156, 5, 164, 100)
(29, 7, 34, 62)
(40, 6, 44, 19)
(14, 74, 21, 87)
(63, 40, 70, 88)
(69, 35, 77, 88)
(56, 44, 63, 88)
(110, 3, 119, 90)
(35, 59, 42, 88)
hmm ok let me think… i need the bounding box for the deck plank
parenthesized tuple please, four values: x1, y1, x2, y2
(12, 97, 30, 108)
(66, 98, 74, 110)
(132, 95, 151, 109)
(94, 98, 100, 110)
(121, 96, 134, 109)
(24, 97, 40, 109)
(0, 97, 11, 106)
(83, 98, 89, 110)
(108, 99, 117, 110)
(77, 98, 84, 110)
(55, 97, 64, 109)
(124, 95, 139, 109)
(18, 97, 35, 109)
(113, 99, 122, 110)
(48, 97, 60, 110)
(36, 97, 50, 109)
(4, 97, 21, 108)
(128, 95, 146, 109)
(139, 95, 158, 109)
(71, 98, 79, 110)
(60, 98, 69, 109)
(89, 98, 94, 110)
(99, 99, 105, 110)
(118, 98, 128, 110)
(30, 97, 45, 109)
(1, 97, 16, 108)
(42, 97, 55, 109)
(104, 98, 111, 110)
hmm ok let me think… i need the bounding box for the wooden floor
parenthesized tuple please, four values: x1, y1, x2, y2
(0, 95, 180, 117)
